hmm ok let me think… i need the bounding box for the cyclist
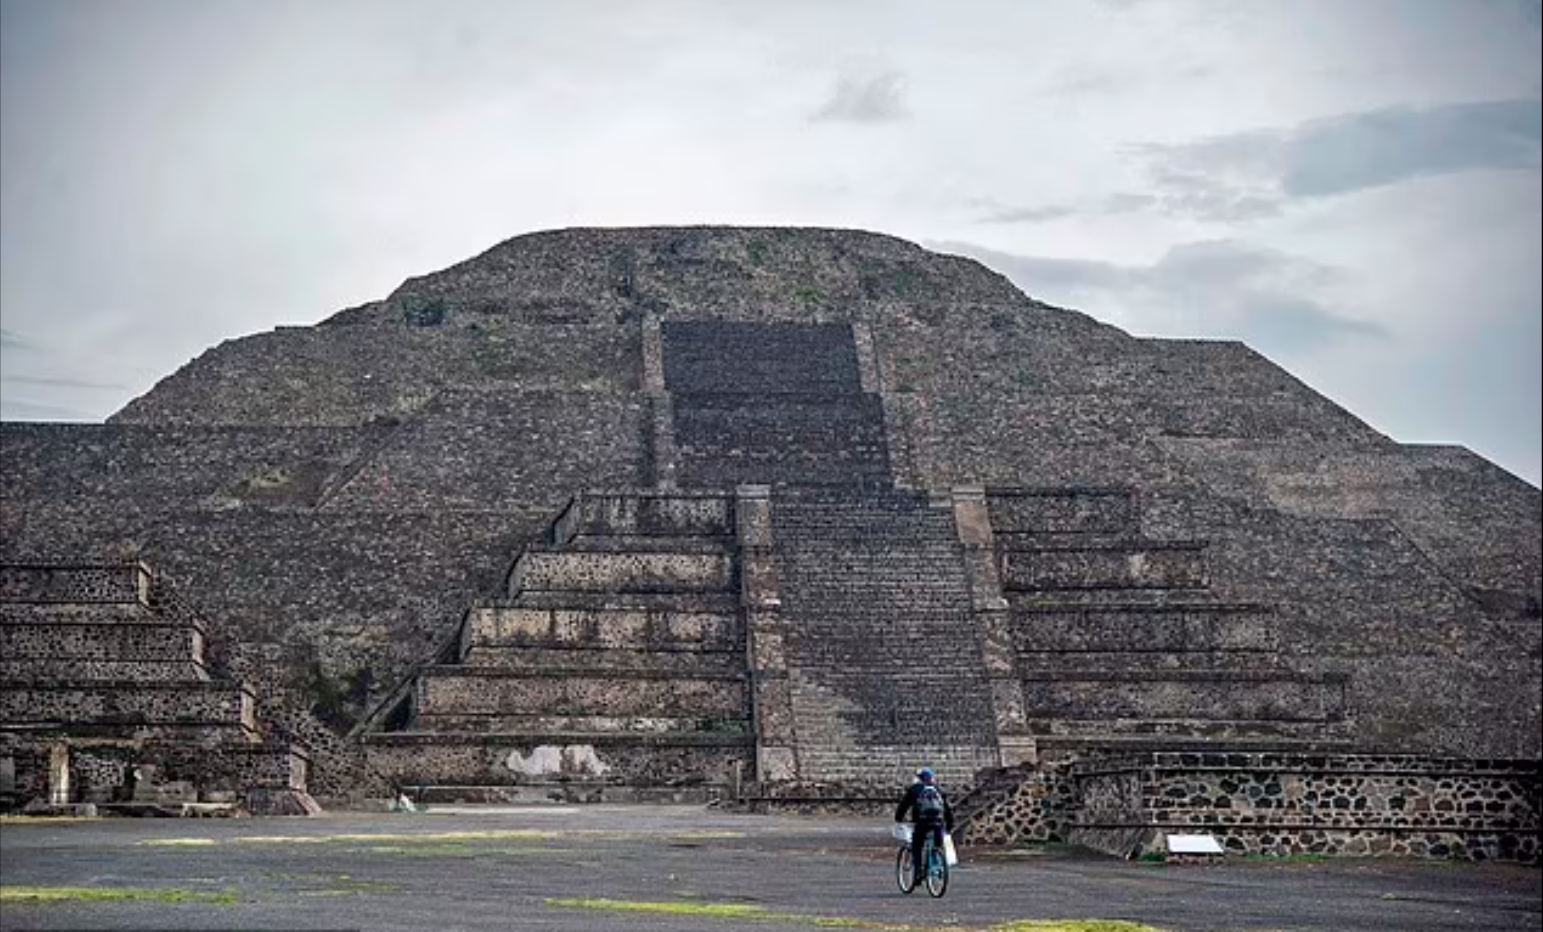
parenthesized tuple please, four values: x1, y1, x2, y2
(894, 767, 954, 886)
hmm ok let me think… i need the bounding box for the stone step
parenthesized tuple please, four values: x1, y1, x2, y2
(463, 604, 739, 654)
(508, 549, 735, 596)
(364, 730, 754, 747)
(772, 487, 992, 791)
(410, 713, 749, 736)
(1026, 719, 1359, 744)
(1, 722, 259, 744)
(552, 491, 735, 545)
(794, 744, 997, 786)
(0, 621, 206, 665)
(0, 681, 256, 731)
(0, 658, 211, 683)
(1001, 540, 1209, 591)
(502, 590, 740, 614)
(0, 564, 151, 605)
(0, 603, 184, 627)
(1034, 733, 1360, 759)
(773, 517, 955, 536)
(414, 668, 747, 719)
(538, 537, 736, 555)
(1008, 590, 1222, 608)
(461, 646, 743, 676)
(785, 645, 987, 668)
(1015, 651, 1286, 674)
(1019, 670, 1349, 724)
(1010, 601, 1274, 652)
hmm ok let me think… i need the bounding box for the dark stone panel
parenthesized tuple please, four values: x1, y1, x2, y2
(662, 321, 862, 394)
(673, 394, 891, 489)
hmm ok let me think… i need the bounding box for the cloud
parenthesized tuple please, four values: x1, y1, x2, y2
(931, 238, 1389, 356)
(979, 204, 1081, 224)
(810, 71, 910, 124)
(1134, 98, 1542, 219)
(978, 193, 1159, 225)
(0, 327, 35, 349)
(1280, 99, 1541, 196)
(0, 396, 96, 420)
(2, 374, 127, 391)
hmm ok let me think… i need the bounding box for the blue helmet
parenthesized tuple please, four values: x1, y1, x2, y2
(916, 767, 935, 782)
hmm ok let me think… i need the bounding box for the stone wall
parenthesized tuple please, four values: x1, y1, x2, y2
(414, 669, 747, 721)
(319, 388, 649, 512)
(1069, 752, 1540, 863)
(113, 321, 639, 427)
(1156, 440, 1542, 617)
(0, 682, 254, 731)
(59, 740, 307, 802)
(362, 732, 751, 799)
(955, 762, 1073, 846)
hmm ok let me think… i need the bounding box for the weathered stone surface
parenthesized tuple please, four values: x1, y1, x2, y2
(1, 226, 1537, 809)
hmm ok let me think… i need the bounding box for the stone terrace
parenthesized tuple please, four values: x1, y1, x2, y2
(0, 563, 314, 814)
(361, 491, 754, 803)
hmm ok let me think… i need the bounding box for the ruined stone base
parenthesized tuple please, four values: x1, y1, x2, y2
(18, 800, 98, 818)
(95, 801, 241, 818)
(1069, 752, 1541, 863)
(405, 783, 723, 806)
(243, 788, 323, 817)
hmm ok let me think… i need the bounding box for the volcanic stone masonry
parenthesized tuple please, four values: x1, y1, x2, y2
(1, 227, 1536, 856)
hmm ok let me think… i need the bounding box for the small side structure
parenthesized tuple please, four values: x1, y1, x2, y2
(0, 563, 317, 815)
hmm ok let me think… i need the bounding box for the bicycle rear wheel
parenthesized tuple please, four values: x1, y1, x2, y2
(895, 846, 915, 894)
(925, 845, 949, 898)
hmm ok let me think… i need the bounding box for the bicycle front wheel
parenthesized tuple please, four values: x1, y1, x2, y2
(896, 846, 915, 894)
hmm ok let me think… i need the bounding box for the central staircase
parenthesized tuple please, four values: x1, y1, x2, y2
(772, 487, 999, 789)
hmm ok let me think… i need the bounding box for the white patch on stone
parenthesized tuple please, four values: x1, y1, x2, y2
(504, 746, 564, 776)
(563, 745, 611, 776)
(503, 745, 611, 777)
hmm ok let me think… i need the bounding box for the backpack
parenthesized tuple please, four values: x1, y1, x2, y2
(916, 784, 944, 819)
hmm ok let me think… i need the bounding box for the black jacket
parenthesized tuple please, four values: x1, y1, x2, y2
(895, 781, 955, 831)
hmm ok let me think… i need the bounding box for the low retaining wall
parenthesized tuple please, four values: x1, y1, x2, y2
(960, 751, 1540, 863)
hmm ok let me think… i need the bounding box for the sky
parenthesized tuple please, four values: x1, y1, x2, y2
(1, 0, 1539, 486)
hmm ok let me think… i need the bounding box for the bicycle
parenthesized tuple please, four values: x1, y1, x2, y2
(893, 824, 949, 897)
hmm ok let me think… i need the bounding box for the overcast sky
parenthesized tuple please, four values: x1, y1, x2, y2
(2, 0, 1539, 485)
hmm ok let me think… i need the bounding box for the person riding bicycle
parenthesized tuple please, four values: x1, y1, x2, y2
(894, 767, 954, 885)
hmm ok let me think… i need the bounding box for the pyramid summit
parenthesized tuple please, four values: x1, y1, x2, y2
(2, 226, 1537, 856)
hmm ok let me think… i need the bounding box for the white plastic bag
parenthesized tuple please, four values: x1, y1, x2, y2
(942, 832, 959, 866)
(892, 823, 913, 844)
